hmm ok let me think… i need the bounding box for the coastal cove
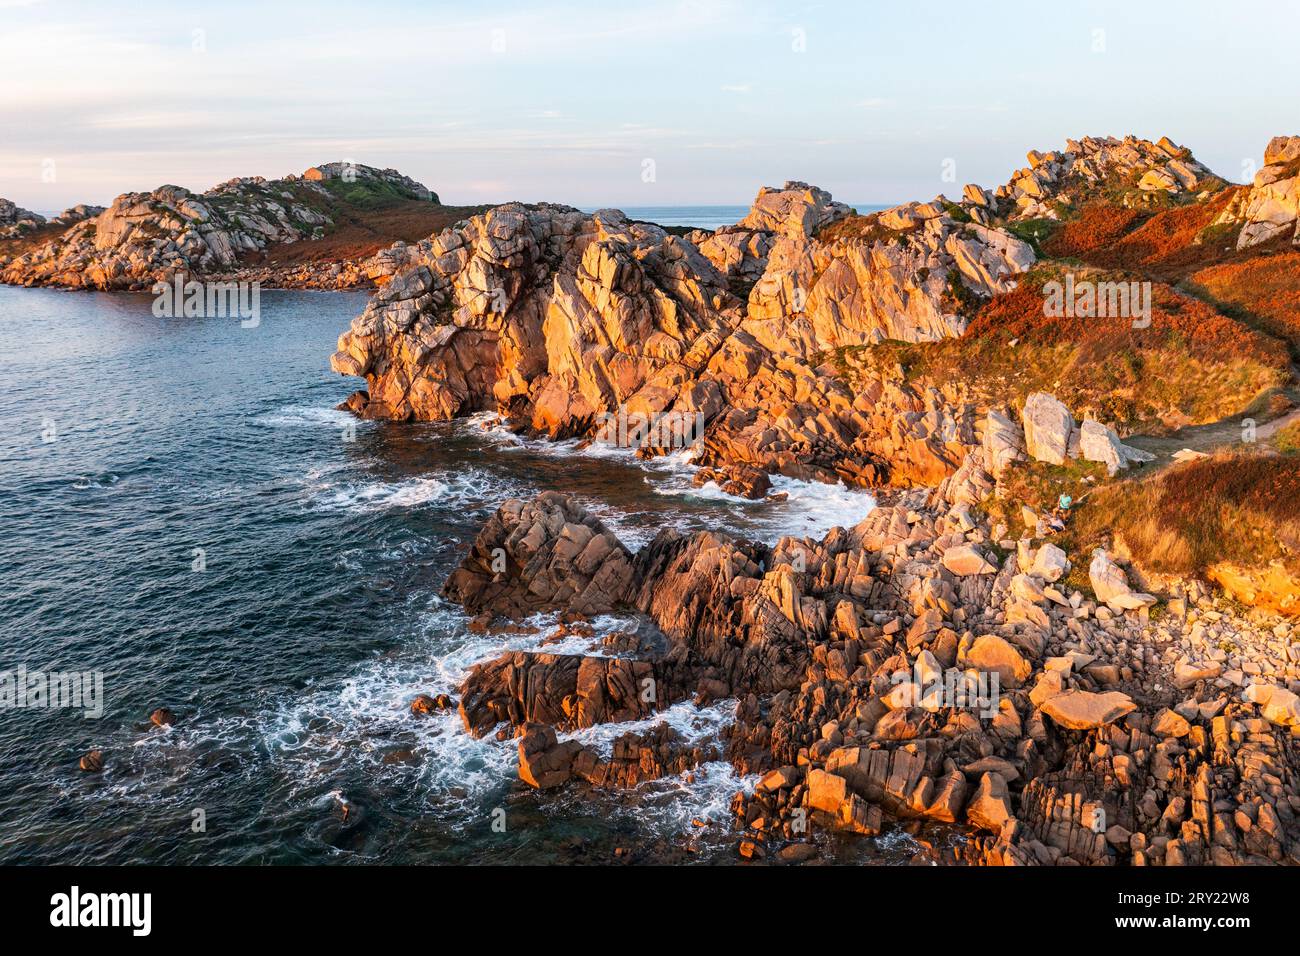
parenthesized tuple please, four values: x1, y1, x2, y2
(0, 283, 896, 865)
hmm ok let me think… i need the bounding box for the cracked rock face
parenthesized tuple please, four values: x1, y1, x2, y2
(331, 181, 1035, 495)
(1215, 135, 1300, 249)
(442, 490, 636, 619)
(442, 483, 1300, 866)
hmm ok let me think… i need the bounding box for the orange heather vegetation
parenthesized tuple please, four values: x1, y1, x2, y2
(1041, 203, 1145, 259)
(242, 202, 495, 267)
(1186, 250, 1300, 353)
(964, 275, 1285, 366)
(1045, 190, 1245, 279)
(1073, 453, 1300, 577)
(834, 273, 1290, 433)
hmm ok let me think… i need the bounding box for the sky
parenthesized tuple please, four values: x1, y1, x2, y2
(2, 0, 1297, 213)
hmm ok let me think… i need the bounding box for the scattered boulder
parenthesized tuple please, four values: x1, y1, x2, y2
(1173, 661, 1223, 689)
(410, 693, 453, 716)
(1244, 683, 1300, 728)
(983, 410, 1026, 477)
(1088, 549, 1155, 612)
(1031, 543, 1070, 583)
(942, 544, 997, 576)
(1040, 690, 1137, 730)
(962, 634, 1033, 687)
(1021, 393, 1075, 465)
(1078, 418, 1154, 476)
(965, 772, 1013, 833)
(1152, 709, 1191, 738)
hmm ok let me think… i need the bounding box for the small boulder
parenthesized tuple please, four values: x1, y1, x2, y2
(963, 634, 1032, 687)
(1031, 543, 1070, 583)
(965, 771, 1013, 833)
(1041, 690, 1137, 730)
(1244, 684, 1300, 728)
(1021, 393, 1075, 465)
(1173, 661, 1222, 689)
(410, 693, 453, 716)
(778, 842, 819, 864)
(942, 544, 996, 576)
(1151, 708, 1191, 738)
(79, 750, 104, 773)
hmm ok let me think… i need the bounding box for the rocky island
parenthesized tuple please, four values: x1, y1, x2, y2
(0, 162, 491, 291)
(328, 133, 1300, 865)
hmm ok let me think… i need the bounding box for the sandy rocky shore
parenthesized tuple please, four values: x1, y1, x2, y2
(18, 133, 1300, 864)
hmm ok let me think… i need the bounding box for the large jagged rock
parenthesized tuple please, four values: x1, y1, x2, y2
(966, 771, 1014, 832)
(459, 652, 657, 737)
(1215, 135, 1300, 249)
(634, 529, 813, 694)
(983, 409, 1026, 478)
(743, 202, 1033, 354)
(1, 163, 433, 290)
(331, 181, 1031, 493)
(1078, 418, 1154, 476)
(442, 491, 636, 618)
(332, 203, 735, 427)
(1088, 549, 1157, 613)
(735, 181, 850, 237)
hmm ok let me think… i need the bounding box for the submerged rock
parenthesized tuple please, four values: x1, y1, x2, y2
(78, 750, 104, 773)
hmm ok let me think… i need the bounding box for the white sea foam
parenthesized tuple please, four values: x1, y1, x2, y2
(632, 761, 759, 832)
(70, 472, 121, 490)
(250, 604, 653, 811)
(310, 468, 519, 515)
(70, 596, 757, 848)
(255, 403, 360, 429)
(460, 414, 875, 543)
(557, 699, 736, 756)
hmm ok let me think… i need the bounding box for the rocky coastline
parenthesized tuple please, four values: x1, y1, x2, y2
(17, 130, 1300, 864)
(329, 133, 1300, 865)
